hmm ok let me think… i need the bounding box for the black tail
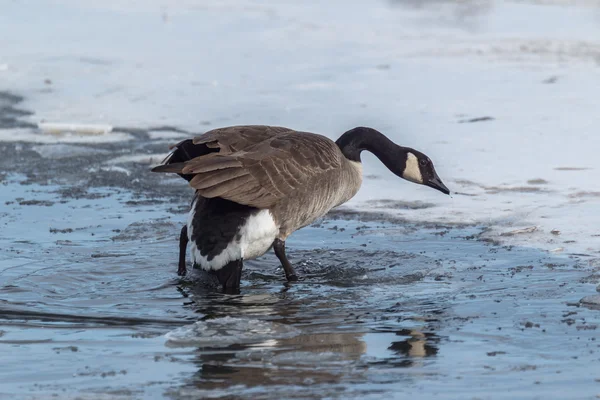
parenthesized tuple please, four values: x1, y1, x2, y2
(154, 139, 218, 182)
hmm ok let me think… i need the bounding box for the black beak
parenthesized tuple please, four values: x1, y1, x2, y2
(426, 172, 450, 195)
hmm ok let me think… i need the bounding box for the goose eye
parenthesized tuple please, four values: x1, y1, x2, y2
(419, 159, 427, 167)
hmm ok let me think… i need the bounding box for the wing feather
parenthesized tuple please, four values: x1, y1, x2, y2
(182, 154, 243, 174)
(189, 168, 250, 190)
(153, 125, 343, 208)
(198, 174, 255, 198)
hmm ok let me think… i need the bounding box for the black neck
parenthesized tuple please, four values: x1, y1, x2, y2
(335, 127, 409, 176)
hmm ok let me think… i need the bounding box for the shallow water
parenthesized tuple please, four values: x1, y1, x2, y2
(2, 0, 600, 398)
(1, 176, 599, 399)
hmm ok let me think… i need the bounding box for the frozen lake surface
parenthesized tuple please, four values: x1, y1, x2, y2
(1, 0, 600, 398)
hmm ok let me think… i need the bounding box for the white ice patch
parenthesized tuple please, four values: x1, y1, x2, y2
(0, 128, 133, 144)
(187, 204, 278, 271)
(87, 166, 131, 176)
(31, 144, 111, 159)
(402, 152, 423, 184)
(38, 122, 113, 135)
(105, 154, 169, 165)
(164, 316, 299, 348)
(147, 130, 189, 140)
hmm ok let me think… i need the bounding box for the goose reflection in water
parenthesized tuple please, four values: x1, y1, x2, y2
(173, 284, 442, 395)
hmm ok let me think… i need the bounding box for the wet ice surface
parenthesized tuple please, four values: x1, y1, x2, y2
(1, 177, 600, 399)
(2, 0, 600, 398)
(1, 0, 600, 256)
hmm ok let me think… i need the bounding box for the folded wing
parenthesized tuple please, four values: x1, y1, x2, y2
(152, 125, 343, 208)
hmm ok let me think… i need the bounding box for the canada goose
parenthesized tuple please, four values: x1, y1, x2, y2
(152, 125, 449, 289)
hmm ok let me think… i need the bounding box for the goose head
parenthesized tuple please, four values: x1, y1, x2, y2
(335, 126, 450, 195)
(400, 150, 450, 195)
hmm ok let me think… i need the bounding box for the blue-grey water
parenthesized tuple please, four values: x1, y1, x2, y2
(1, 171, 599, 399)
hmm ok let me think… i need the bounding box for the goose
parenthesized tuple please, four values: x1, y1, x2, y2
(151, 125, 449, 289)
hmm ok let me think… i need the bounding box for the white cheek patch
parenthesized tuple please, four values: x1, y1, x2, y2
(403, 152, 423, 184)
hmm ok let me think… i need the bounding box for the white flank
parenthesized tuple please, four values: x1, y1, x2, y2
(402, 152, 423, 184)
(238, 210, 279, 260)
(187, 202, 278, 271)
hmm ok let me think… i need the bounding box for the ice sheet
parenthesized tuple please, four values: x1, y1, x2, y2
(1, 0, 599, 256)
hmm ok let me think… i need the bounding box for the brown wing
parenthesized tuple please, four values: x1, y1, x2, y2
(193, 125, 294, 154)
(151, 125, 291, 179)
(152, 125, 343, 208)
(189, 130, 342, 208)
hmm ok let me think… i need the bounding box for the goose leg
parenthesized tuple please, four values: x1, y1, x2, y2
(178, 225, 188, 276)
(273, 239, 298, 282)
(212, 259, 243, 291)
